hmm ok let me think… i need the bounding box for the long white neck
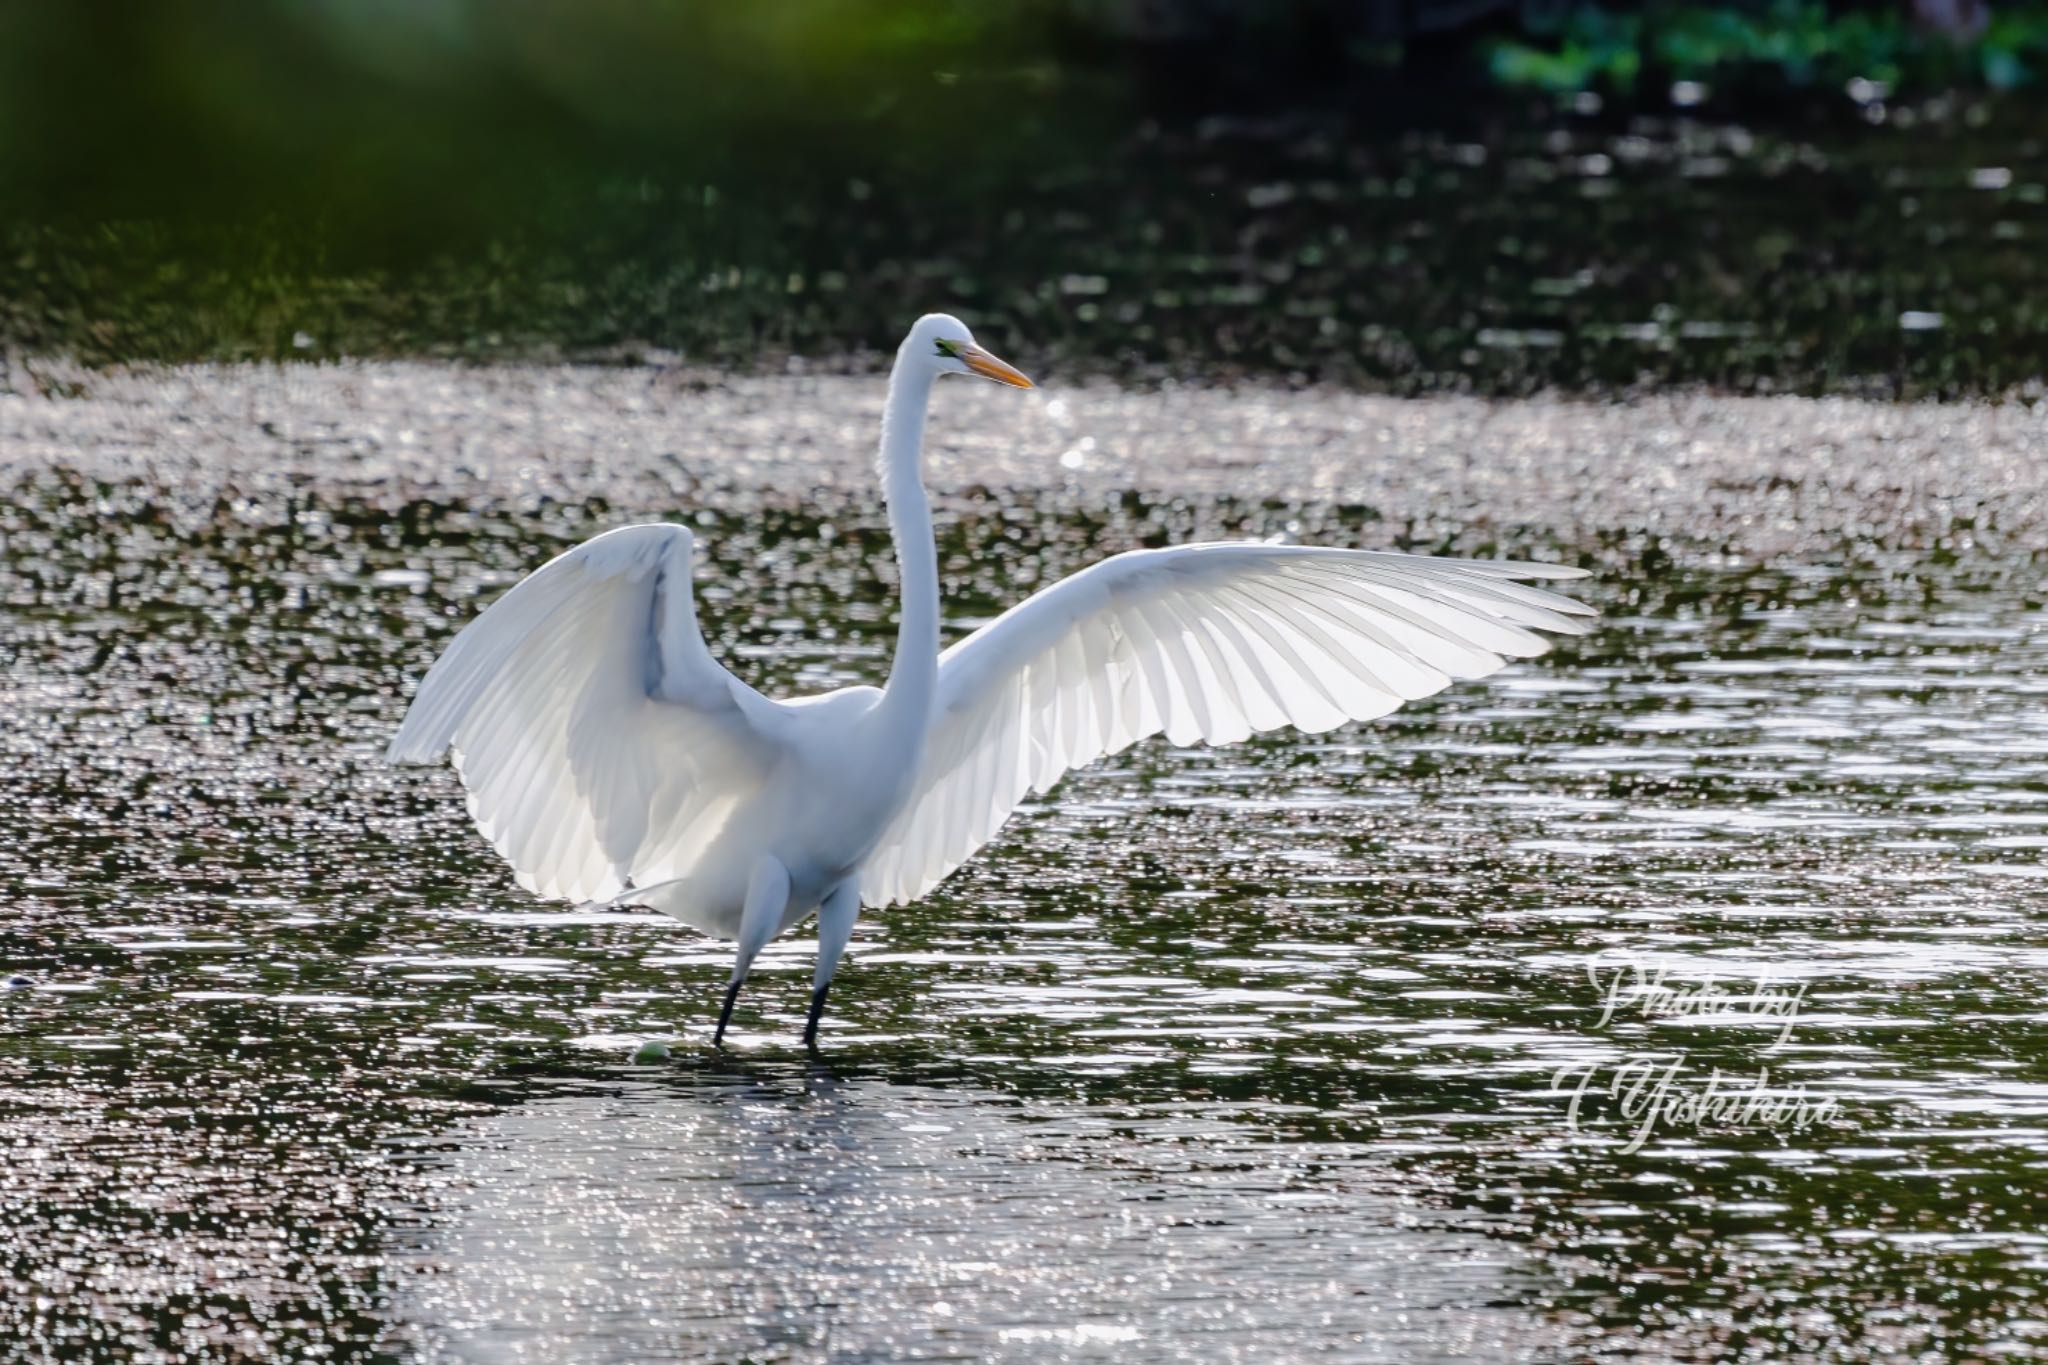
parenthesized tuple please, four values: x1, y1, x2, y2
(877, 358, 939, 732)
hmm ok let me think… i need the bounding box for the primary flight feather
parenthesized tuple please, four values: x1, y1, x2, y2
(387, 313, 1595, 1047)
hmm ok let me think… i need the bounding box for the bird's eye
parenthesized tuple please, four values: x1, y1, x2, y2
(934, 339, 961, 358)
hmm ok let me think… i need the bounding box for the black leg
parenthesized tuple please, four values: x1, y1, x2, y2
(802, 980, 832, 1050)
(713, 975, 744, 1047)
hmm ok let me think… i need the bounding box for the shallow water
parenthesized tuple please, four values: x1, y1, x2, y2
(3, 368, 2046, 1360)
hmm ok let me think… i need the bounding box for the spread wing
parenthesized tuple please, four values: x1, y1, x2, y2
(860, 543, 1595, 907)
(386, 523, 784, 905)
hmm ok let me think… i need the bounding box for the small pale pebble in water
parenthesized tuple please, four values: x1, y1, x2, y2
(631, 1040, 672, 1064)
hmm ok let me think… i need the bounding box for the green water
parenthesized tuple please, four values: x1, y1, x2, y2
(8, 93, 2048, 399)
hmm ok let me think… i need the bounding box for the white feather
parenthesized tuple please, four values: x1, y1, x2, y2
(387, 523, 781, 913)
(859, 544, 1595, 906)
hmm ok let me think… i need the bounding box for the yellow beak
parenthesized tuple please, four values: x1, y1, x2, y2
(961, 344, 1034, 389)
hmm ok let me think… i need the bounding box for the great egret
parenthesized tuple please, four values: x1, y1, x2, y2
(387, 313, 1595, 1047)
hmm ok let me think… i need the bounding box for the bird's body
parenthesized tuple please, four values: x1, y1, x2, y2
(578, 665, 899, 941)
(388, 314, 1595, 1046)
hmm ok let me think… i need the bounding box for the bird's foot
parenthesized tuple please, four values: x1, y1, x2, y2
(712, 975, 744, 1048)
(802, 980, 832, 1051)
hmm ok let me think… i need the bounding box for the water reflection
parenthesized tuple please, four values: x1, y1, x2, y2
(386, 1066, 1556, 1361)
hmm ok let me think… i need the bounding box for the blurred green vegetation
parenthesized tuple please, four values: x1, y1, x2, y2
(0, 1, 1079, 240)
(1488, 0, 2048, 92)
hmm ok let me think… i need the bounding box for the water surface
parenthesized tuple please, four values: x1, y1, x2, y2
(2, 369, 2045, 1360)
(9, 92, 2048, 398)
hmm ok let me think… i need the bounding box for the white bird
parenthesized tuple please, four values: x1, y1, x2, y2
(387, 314, 1595, 1048)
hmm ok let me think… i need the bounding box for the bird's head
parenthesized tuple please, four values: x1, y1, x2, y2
(905, 313, 1034, 389)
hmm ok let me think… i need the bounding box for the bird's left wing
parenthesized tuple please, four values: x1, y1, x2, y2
(386, 523, 783, 906)
(860, 543, 1595, 907)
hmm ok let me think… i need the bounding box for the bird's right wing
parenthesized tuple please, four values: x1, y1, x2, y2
(859, 543, 1595, 907)
(386, 523, 783, 906)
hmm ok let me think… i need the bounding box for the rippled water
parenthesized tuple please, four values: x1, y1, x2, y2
(3, 368, 2046, 1360)
(11, 91, 2048, 397)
